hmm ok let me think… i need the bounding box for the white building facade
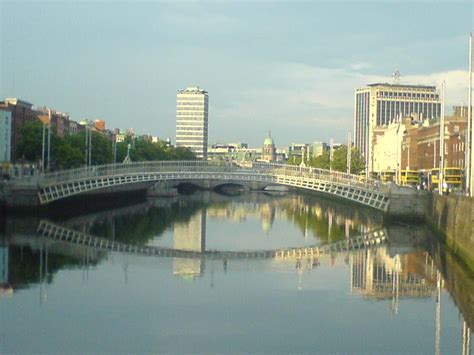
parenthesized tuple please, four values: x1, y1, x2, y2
(0, 109, 12, 163)
(176, 86, 209, 159)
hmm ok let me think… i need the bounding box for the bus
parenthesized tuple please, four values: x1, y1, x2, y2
(430, 168, 463, 191)
(380, 170, 396, 183)
(400, 170, 419, 186)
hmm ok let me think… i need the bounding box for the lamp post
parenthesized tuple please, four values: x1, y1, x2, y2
(439, 82, 446, 195)
(84, 121, 93, 167)
(46, 109, 51, 172)
(467, 33, 473, 197)
(40, 109, 51, 173)
(329, 138, 334, 172)
(347, 132, 352, 174)
(41, 121, 46, 172)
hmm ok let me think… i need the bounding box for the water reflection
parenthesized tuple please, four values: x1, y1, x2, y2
(173, 210, 206, 278)
(0, 192, 473, 353)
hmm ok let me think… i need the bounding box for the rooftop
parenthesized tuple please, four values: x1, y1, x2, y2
(367, 83, 436, 90)
(3, 98, 33, 108)
(178, 86, 208, 94)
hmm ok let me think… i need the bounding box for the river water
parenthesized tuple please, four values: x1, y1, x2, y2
(0, 191, 473, 354)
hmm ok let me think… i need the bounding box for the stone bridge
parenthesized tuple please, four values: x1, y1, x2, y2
(0, 161, 429, 217)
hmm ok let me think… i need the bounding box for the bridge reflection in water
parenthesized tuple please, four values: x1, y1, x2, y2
(0, 192, 472, 353)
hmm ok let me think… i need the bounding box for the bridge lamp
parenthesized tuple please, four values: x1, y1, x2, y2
(39, 111, 51, 173)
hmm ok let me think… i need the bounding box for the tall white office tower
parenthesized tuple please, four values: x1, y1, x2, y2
(176, 86, 209, 159)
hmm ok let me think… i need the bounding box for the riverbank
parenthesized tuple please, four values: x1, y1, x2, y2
(426, 193, 474, 273)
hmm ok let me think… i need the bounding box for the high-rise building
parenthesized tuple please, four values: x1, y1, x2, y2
(173, 210, 206, 278)
(0, 109, 12, 163)
(354, 83, 441, 172)
(176, 86, 209, 159)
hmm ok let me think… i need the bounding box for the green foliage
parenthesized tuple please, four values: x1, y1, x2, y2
(116, 139, 196, 163)
(16, 121, 46, 163)
(16, 121, 196, 170)
(289, 146, 366, 174)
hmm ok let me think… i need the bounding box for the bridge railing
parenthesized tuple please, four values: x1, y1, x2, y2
(251, 162, 387, 192)
(27, 160, 388, 193)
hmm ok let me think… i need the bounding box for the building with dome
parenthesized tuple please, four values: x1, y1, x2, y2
(261, 132, 276, 162)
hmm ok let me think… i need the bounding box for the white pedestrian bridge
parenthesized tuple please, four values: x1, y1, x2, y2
(28, 161, 391, 211)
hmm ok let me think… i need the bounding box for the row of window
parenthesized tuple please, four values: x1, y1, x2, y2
(176, 126, 206, 131)
(176, 113, 208, 117)
(176, 96, 207, 100)
(453, 142, 465, 152)
(377, 91, 438, 99)
(176, 132, 206, 137)
(176, 122, 205, 130)
(376, 101, 441, 125)
(176, 102, 207, 106)
(176, 142, 206, 147)
(452, 159, 465, 167)
(176, 107, 208, 112)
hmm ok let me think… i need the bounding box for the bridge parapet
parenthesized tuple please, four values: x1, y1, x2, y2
(5, 161, 394, 211)
(32, 160, 384, 190)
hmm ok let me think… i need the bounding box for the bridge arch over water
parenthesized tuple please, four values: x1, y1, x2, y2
(29, 161, 392, 211)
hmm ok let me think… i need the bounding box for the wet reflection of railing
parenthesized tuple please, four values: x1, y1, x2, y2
(37, 220, 387, 260)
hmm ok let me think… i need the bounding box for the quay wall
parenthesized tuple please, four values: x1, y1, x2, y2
(426, 194, 474, 273)
(385, 189, 430, 221)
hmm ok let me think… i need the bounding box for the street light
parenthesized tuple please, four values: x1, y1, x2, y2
(39, 109, 51, 173)
(84, 120, 93, 167)
(439, 82, 446, 195)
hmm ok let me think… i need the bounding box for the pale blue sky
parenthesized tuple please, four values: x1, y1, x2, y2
(1, 1, 473, 146)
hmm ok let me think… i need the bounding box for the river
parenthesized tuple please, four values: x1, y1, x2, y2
(0, 191, 473, 354)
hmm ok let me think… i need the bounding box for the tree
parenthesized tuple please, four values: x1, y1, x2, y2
(16, 121, 197, 170)
(289, 145, 365, 174)
(16, 121, 45, 163)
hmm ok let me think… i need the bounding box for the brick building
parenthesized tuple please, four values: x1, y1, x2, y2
(36, 107, 70, 137)
(400, 108, 468, 171)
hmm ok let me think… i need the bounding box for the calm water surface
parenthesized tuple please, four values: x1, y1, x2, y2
(1, 192, 473, 354)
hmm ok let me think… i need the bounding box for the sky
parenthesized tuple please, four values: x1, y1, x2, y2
(1, 0, 473, 147)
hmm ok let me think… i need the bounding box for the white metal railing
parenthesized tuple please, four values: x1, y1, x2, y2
(13, 160, 389, 193)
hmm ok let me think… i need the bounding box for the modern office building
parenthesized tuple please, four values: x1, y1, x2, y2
(173, 210, 206, 278)
(0, 109, 12, 163)
(176, 86, 209, 159)
(354, 83, 441, 172)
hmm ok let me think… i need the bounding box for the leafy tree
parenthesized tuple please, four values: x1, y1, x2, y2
(16, 121, 197, 170)
(116, 138, 196, 163)
(289, 146, 365, 174)
(16, 121, 47, 163)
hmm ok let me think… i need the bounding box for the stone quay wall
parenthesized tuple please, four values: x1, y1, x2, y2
(427, 194, 474, 272)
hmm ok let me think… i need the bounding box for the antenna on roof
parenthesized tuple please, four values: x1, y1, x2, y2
(392, 69, 401, 84)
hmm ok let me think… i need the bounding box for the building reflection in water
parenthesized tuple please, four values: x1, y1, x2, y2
(172, 210, 206, 279)
(350, 248, 437, 313)
(0, 242, 13, 297)
(0, 192, 472, 352)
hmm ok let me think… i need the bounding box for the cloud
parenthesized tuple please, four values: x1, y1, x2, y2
(350, 62, 373, 71)
(210, 62, 469, 144)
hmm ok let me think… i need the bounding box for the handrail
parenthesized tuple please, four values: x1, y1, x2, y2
(13, 160, 389, 193)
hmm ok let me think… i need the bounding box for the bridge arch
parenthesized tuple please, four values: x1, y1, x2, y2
(32, 161, 391, 211)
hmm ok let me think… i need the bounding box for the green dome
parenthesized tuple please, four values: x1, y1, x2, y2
(263, 134, 275, 146)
